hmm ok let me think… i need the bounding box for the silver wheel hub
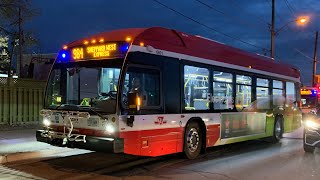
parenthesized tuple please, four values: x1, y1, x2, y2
(275, 120, 282, 139)
(187, 128, 200, 152)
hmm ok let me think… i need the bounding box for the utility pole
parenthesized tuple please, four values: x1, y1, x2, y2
(18, 7, 22, 76)
(270, 0, 275, 60)
(312, 31, 318, 87)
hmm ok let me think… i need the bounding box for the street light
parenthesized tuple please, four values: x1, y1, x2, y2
(271, 16, 309, 60)
(275, 17, 309, 35)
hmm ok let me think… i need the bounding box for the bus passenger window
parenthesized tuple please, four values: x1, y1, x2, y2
(256, 78, 270, 109)
(273, 80, 284, 107)
(286, 82, 296, 105)
(236, 75, 252, 111)
(213, 71, 234, 110)
(184, 65, 210, 110)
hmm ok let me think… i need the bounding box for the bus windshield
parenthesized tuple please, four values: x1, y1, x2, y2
(44, 60, 122, 114)
(301, 95, 317, 108)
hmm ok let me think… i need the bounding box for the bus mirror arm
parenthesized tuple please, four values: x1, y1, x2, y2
(127, 115, 134, 127)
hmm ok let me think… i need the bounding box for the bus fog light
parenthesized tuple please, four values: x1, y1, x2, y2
(43, 117, 51, 127)
(106, 124, 115, 133)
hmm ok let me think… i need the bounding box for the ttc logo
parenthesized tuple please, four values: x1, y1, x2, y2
(154, 117, 167, 125)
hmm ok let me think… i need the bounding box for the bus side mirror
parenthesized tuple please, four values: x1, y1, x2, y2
(128, 92, 141, 112)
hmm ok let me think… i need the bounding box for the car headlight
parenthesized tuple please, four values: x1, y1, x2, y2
(43, 117, 51, 127)
(105, 124, 115, 134)
(305, 120, 319, 128)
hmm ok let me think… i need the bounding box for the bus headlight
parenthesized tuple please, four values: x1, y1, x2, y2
(305, 120, 319, 129)
(43, 117, 51, 127)
(106, 124, 115, 134)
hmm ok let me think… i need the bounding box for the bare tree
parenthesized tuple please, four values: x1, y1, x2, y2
(0, 0, 40, 76)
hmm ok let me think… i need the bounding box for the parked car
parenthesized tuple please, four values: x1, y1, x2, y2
(303, 112, 320, 153)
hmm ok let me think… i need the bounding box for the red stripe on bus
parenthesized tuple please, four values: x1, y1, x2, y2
(50, 124, 221, 156)
(120, 127, 184, 156)
(206, 124, 221, 147)
(120, 124, 220, 156)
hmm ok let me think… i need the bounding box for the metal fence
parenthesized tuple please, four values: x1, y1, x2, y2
(0, 77, 46, 125)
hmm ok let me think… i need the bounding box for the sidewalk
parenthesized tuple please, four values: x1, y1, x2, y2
(0, 127, 90, 164)
(283, 127, 303, 139)
(0, 123, 41, 131)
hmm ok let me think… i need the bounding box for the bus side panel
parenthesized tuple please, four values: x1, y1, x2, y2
(206, 124, 221, 147)
(119, 127, 184, 157)
(119, 131, 142, 156)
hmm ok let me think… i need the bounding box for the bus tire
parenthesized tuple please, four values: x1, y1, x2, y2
(184, 121, 202, 159)
(270, 117, 283, 143)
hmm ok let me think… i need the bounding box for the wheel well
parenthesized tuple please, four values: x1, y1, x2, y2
(185, 117, 207, 154)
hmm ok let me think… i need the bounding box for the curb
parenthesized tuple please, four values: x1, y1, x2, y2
(0, 148, 75, 164)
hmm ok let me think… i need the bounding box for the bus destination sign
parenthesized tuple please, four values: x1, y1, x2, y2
(300, 89, 313, 95)
(71, 43, 125, 60)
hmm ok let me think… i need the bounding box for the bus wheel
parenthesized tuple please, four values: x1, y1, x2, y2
(184, 121, 202, 159)
(271, 117, 283, 143)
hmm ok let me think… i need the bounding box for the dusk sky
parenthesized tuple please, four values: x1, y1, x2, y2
(29, 0, 320, 85)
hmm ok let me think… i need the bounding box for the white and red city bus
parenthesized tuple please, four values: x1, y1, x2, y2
(300, 86, 320, 114)
(37, 27, 302, 159)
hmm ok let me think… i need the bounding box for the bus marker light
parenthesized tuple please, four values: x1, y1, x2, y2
(84, 40, 89, 45)
(126, 37, 131, 42)
(63, 45, 68, 50)
(99, 38, 104, 43)
(140, 42, 145, 47)
(121, 44, 129, 51)
(137, 97, 141, 111)
(91, 39, 96, 44)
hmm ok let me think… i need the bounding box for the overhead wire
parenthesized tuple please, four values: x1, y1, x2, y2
(195, 0, 268, 32)
(264, 0, 317, 61)
(151, 0, 266, 51)
(227, 0, 269, 25)
(283, 0, 296, 16)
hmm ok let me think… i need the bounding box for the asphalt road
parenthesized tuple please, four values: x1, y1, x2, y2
(0, 128, 319, 180)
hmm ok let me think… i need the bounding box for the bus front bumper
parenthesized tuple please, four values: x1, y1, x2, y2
(36, 130, 124, 153)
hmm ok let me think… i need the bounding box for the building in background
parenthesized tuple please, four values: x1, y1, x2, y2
(22, 53, 56, 80)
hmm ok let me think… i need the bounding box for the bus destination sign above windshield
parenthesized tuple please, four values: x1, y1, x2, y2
(300, 89, 313, 95)
(71, 42, 126, 60)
